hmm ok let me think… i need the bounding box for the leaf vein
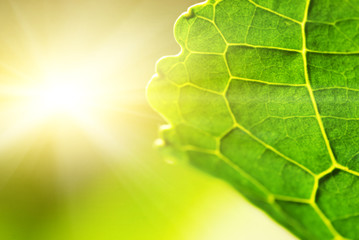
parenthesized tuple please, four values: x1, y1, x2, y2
(247, 0, 302, 24)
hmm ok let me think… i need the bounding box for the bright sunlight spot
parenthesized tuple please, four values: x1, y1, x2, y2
(35, 83, 89, 115)
(5, 68, 108, 131)
(29, 75, 98, 119)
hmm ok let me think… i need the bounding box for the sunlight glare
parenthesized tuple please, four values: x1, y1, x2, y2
(0, 0, 155, 175)
(30, 74, 97, 119)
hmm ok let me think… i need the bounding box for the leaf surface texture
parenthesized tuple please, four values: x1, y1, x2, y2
(147, 0, 359, 239)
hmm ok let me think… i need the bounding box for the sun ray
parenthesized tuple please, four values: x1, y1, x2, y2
(7, 0, 44, 66)
(0, 0, 165, 200)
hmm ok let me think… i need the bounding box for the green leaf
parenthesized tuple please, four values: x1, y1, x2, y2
(147, 0, 359, 239)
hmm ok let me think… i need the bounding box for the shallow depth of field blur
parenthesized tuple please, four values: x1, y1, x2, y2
(0, 1, 295, 239)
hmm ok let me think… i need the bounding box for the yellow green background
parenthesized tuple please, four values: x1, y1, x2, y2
(0, 0, 294, 239)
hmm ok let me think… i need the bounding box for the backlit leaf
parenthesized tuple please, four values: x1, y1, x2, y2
(147, 0, 359, 239)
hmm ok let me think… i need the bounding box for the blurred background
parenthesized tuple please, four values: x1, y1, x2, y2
(0, 0, 295, 239)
